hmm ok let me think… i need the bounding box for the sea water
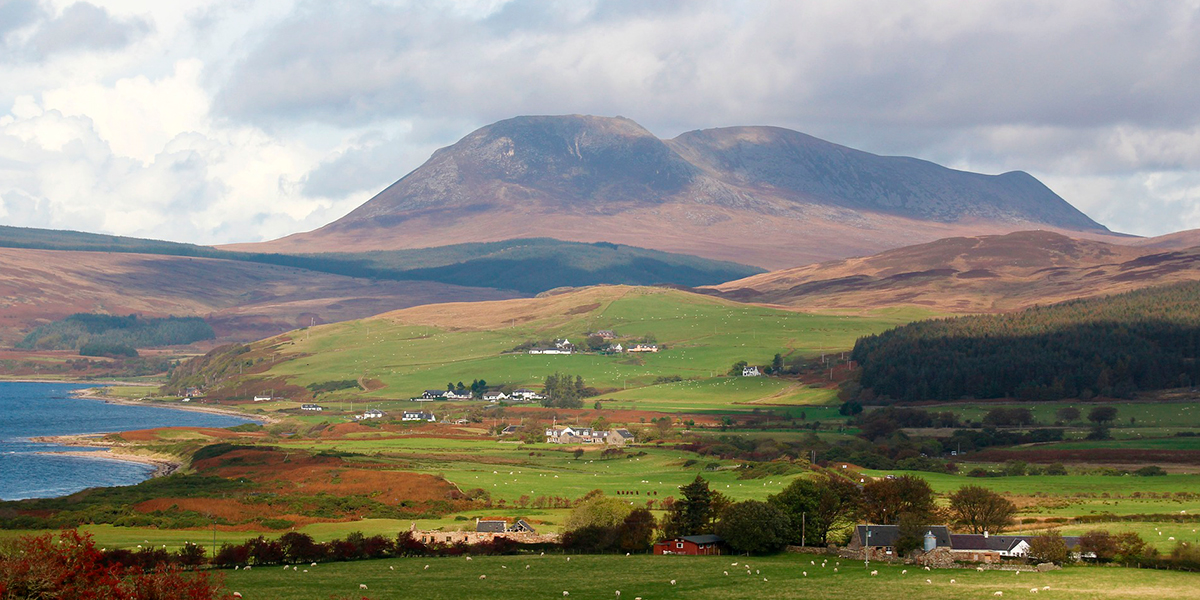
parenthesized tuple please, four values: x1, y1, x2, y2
(0, 381, 252, 500)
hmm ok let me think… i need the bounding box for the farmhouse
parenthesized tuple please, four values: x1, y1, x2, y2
(628, 344, 659, 353)
(528, 347, 572, 355)
(252, 395, 272, 402)
(402, 410, 436, 422)
(742, 366, 762, 377)
(357, 409, 385, 420)
(482, 391, 509, 402)
(545, 427, 634, 446)
(594, 330, 617, 339)
(443, 389, 473, 400)
(654, 534, 724, 555)
(608, 428, 636, 446)
(421, 390, 447, 400)
(500, 425, 519, 435)
(511, 388, 544, 401)
(849, 525, 952, 558)
(300, 403, 323, 411)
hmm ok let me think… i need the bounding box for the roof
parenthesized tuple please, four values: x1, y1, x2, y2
(424, 389, 446, 395)
(678, 534, 723, 545)
(514, 519, 537, 532)
(950, 534, 991, 550)
(612, 429, 635, 439)
(855, 525, 951, 548)
(476, 520, 507, 533)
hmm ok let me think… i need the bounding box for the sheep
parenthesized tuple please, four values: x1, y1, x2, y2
(924, 566, 931, 571)
(466, 556, 473, 561)
(526, 565, 531, 570)
(389, 566, 394, 571)
(1042, 586, 1050, 591)
(479, 575, 487, 579)
(834, 568, 838, 572)
(950, 579, 956, 584)
(926, 579, 932, 584)
(360, 584, 368, 590)
(563, 592, 569, 597)
(425, 565, 430, 570)
(232, 594, 242, 598)
(282, 565, 289, 570)
(902, 569, 907, 574)
(978, 567, 985, 572)
(724, 571, 729, 576)
(293, 566, 298, 571)
(616, 592, 621, 597)
(871, 570, 878, 576)
(756, 570, 760, 574)
(1029, 588, 1039, 594)
(234, 566, 239, 570)
(994, 593, 1004, 597)
(802, 572, 807, 577)
(244, 566, 251, 571)
(670, 580, 677, 585)
(763, 578, 768, 582)
(502, 565, 508, 569)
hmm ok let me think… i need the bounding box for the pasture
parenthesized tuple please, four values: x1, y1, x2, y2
(221, 552, 1200, 600)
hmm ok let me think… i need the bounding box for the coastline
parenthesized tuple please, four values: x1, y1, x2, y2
(72, 387, 278, 425)
(34, 446, 181, 478)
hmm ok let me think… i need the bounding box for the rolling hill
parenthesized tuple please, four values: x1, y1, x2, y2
(0, 247, 521, 346)
(167, 286, 930, 412)
(707, 230, 1200, 312)
(241, 115, 1116, 269)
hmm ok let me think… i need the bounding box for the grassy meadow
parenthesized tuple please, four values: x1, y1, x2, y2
(220, 553, 1200, 600)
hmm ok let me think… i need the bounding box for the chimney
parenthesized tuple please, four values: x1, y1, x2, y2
(984, 530, 989, 538)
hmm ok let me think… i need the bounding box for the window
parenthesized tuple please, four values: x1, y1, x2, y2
(676, 543, 684, 549)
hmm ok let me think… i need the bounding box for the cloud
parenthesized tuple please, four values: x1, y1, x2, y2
(2, 2, 152, 60)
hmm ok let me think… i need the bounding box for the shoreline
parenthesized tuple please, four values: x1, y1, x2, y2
(72, 388, 278, 425)
(34, 447, 181, 478)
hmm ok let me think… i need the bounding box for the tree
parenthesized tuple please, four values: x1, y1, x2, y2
(1055, 406, 1081, 423)
(618, 508, 657, 552)
(728, 361, 748, 376)
(661, 476, 726, 537)
(861, 475, 938, 524)
(1088, 406, 1119, 425)
(770, 353, 784, 374)
(1079, 530, 1119, 562)
(1027, 531, 1072, 564)
(768, 478, 820, 545)
(947, 485, 1017, 534)
(810, 472, 862, 545)
(0, 530, 226, 600)
(715, 500, 792, 555)
(838, 401, 863, 416)
(573, 448, 585, 460)
(894, 512, 931, 556)
(564, 496, 634, 532)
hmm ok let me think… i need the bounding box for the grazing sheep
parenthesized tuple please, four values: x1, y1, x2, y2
(926, 579, 932, 584)
(803, 572, 807, 577)
(834, 568, 838, 572)
(763, 578, 768, 582)
(871, 570, 878, 576)
(479, 575, 487, 579)
(732, 562, 738, 566)
(924, 566, 930, 571)
(994, 592, 1003, 597)
(232, 594, 242, 598)
(902, 570, 907, 574)
(312, 562, 318, 567)
(1042, 586, 1050, 591)
(360, 584, 368, 590)
(502, 565, 508, 569)
(466, 557, 473, 561)
(670, 580, 676, 585)
(526, 565, 531, 570)
(756, 570, 760, 574)
(810, 560, 815, 565)
(244, 566, 251, 571)
(303, 570, 308, 573)
(724, 571, 729, 576)
(282, 565, 289, 570)
(293, 566, 298, 571)
(234, 566, 239, 571)
(563, 592, 569, 597)
(1029, 588, 1039, 594)
(616, 592, 620, 597)
(1015, 571, 1020, 575)
(425, 565, 430, 570)
(950, 579, 956, 584)
(389, 566, 394, 571)
(978, 567, 985, 572)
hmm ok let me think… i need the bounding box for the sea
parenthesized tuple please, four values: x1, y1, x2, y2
(0, 381, 253, 501)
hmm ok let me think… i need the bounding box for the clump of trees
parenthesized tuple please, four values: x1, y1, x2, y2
(851, 281, 1200, 402)
(947, 485, 1017, 534)
(561, 495, 657, 553)
(541, 372, 596, 408)
(19, 313, 215, 352)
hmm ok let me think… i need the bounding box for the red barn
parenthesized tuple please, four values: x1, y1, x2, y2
(653, 534, 724, 555)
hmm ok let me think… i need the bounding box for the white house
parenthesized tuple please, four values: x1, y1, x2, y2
(253, 395, 273, 402)
(300, 403, 324, 411)
(358, 409, 385, 420)
(482, 391, 509, 402)
(444, 389, 473, 400)
(628, 344, 659, 353)
(529, 347, 572, 355)
(402, 410, 436, 422)
(511, 388, 544, 401)
(742, 366, 762, 377)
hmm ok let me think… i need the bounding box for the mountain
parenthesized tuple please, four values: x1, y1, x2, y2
(707, 230, 1200, 312)
(242, 115, 1114, 269)
(1129, 228, 1200, 251)
(0, 247, 521, 346)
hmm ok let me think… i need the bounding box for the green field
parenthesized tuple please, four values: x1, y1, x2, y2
(221, 553, 1199, 600)
(227, 287, 928, 410)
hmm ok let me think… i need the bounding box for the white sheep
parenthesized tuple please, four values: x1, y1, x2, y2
(1042, 586, 1050, 591)
(924, 566, 930, 571)
(802, 571, 807, 577)
(232, 594, 242, 599)
(724, 571, 729, 576)
(293, 566, 298, 571)
(360, 584, 368, 590)
(902, 569, 907, 574)
(311, 562, 318, 567)
(303, 569, 308, 573)
(978, 566, 985, 572)
(616, 592, 621, 597)
(871, 570, 878, 576)
(526, 565, 531, 569)
(502, 565, 507, 569)
(834, 568, 838, 572)
(950, 579, 956, 584)
(670, 580, 676, 585)
(563, 592, 569, 597)
(244, 566, 251, 570)
(479, 575, 486, 579)
(926, 579, 932, 584)
(389, 566, 394, 571)
(763, 578, 768, 582)
(466, 556, 473, 561)
(994, 593, 1003, 597)
(1029, 588, 1039, 594)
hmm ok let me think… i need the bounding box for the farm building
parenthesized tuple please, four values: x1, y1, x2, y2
(421, 390, 446, 400)
(654, 535, 724, 555)
(483, 391, 509, 402)
(849, 525, 952, 558)
(741, 366, 762, 376)
(443, 389, 473, 400)
(402, 410, 436, 422)
(300, 404, 323, 411)
(511, 388, 544, 401)
(357, 409, 385, 420)
(628, 344, 659, 353)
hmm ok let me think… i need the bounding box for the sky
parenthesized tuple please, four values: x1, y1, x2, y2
(1, 0, 1198, 244)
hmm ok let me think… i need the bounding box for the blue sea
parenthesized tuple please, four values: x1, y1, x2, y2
(0, 381, 252, 501)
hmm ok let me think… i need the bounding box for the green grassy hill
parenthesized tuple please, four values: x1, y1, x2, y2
(173, 286, 930, 410)
(0, 226, 761, 293)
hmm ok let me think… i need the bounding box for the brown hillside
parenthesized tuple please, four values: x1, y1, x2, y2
(0, 247, 522, 346)
(707, 231, 1200, 312)
(228, 115, 1120, 269)
(1127, 228, 1200, 251)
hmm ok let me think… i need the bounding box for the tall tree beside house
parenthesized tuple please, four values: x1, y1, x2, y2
(1027, 531, 1072, 565)
(715, 500, 792, 555)
(770, 472, 863, 546)
(618, 508, 658, 553)
(894, 512, 932, 556)
(861, 474, 939, 524)
(661, 475, 727, 538)
(948, 485, 1017, 534)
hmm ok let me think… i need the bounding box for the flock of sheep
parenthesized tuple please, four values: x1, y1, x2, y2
(230, 553, 1060, 598)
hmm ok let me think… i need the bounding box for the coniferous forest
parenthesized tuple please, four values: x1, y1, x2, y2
(851, 282, 1200, 402)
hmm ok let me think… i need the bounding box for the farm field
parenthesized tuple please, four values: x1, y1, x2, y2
(209, 286, 929, 409)
(221, 553, 1200, 600)
(926, 399, 1200, 429)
